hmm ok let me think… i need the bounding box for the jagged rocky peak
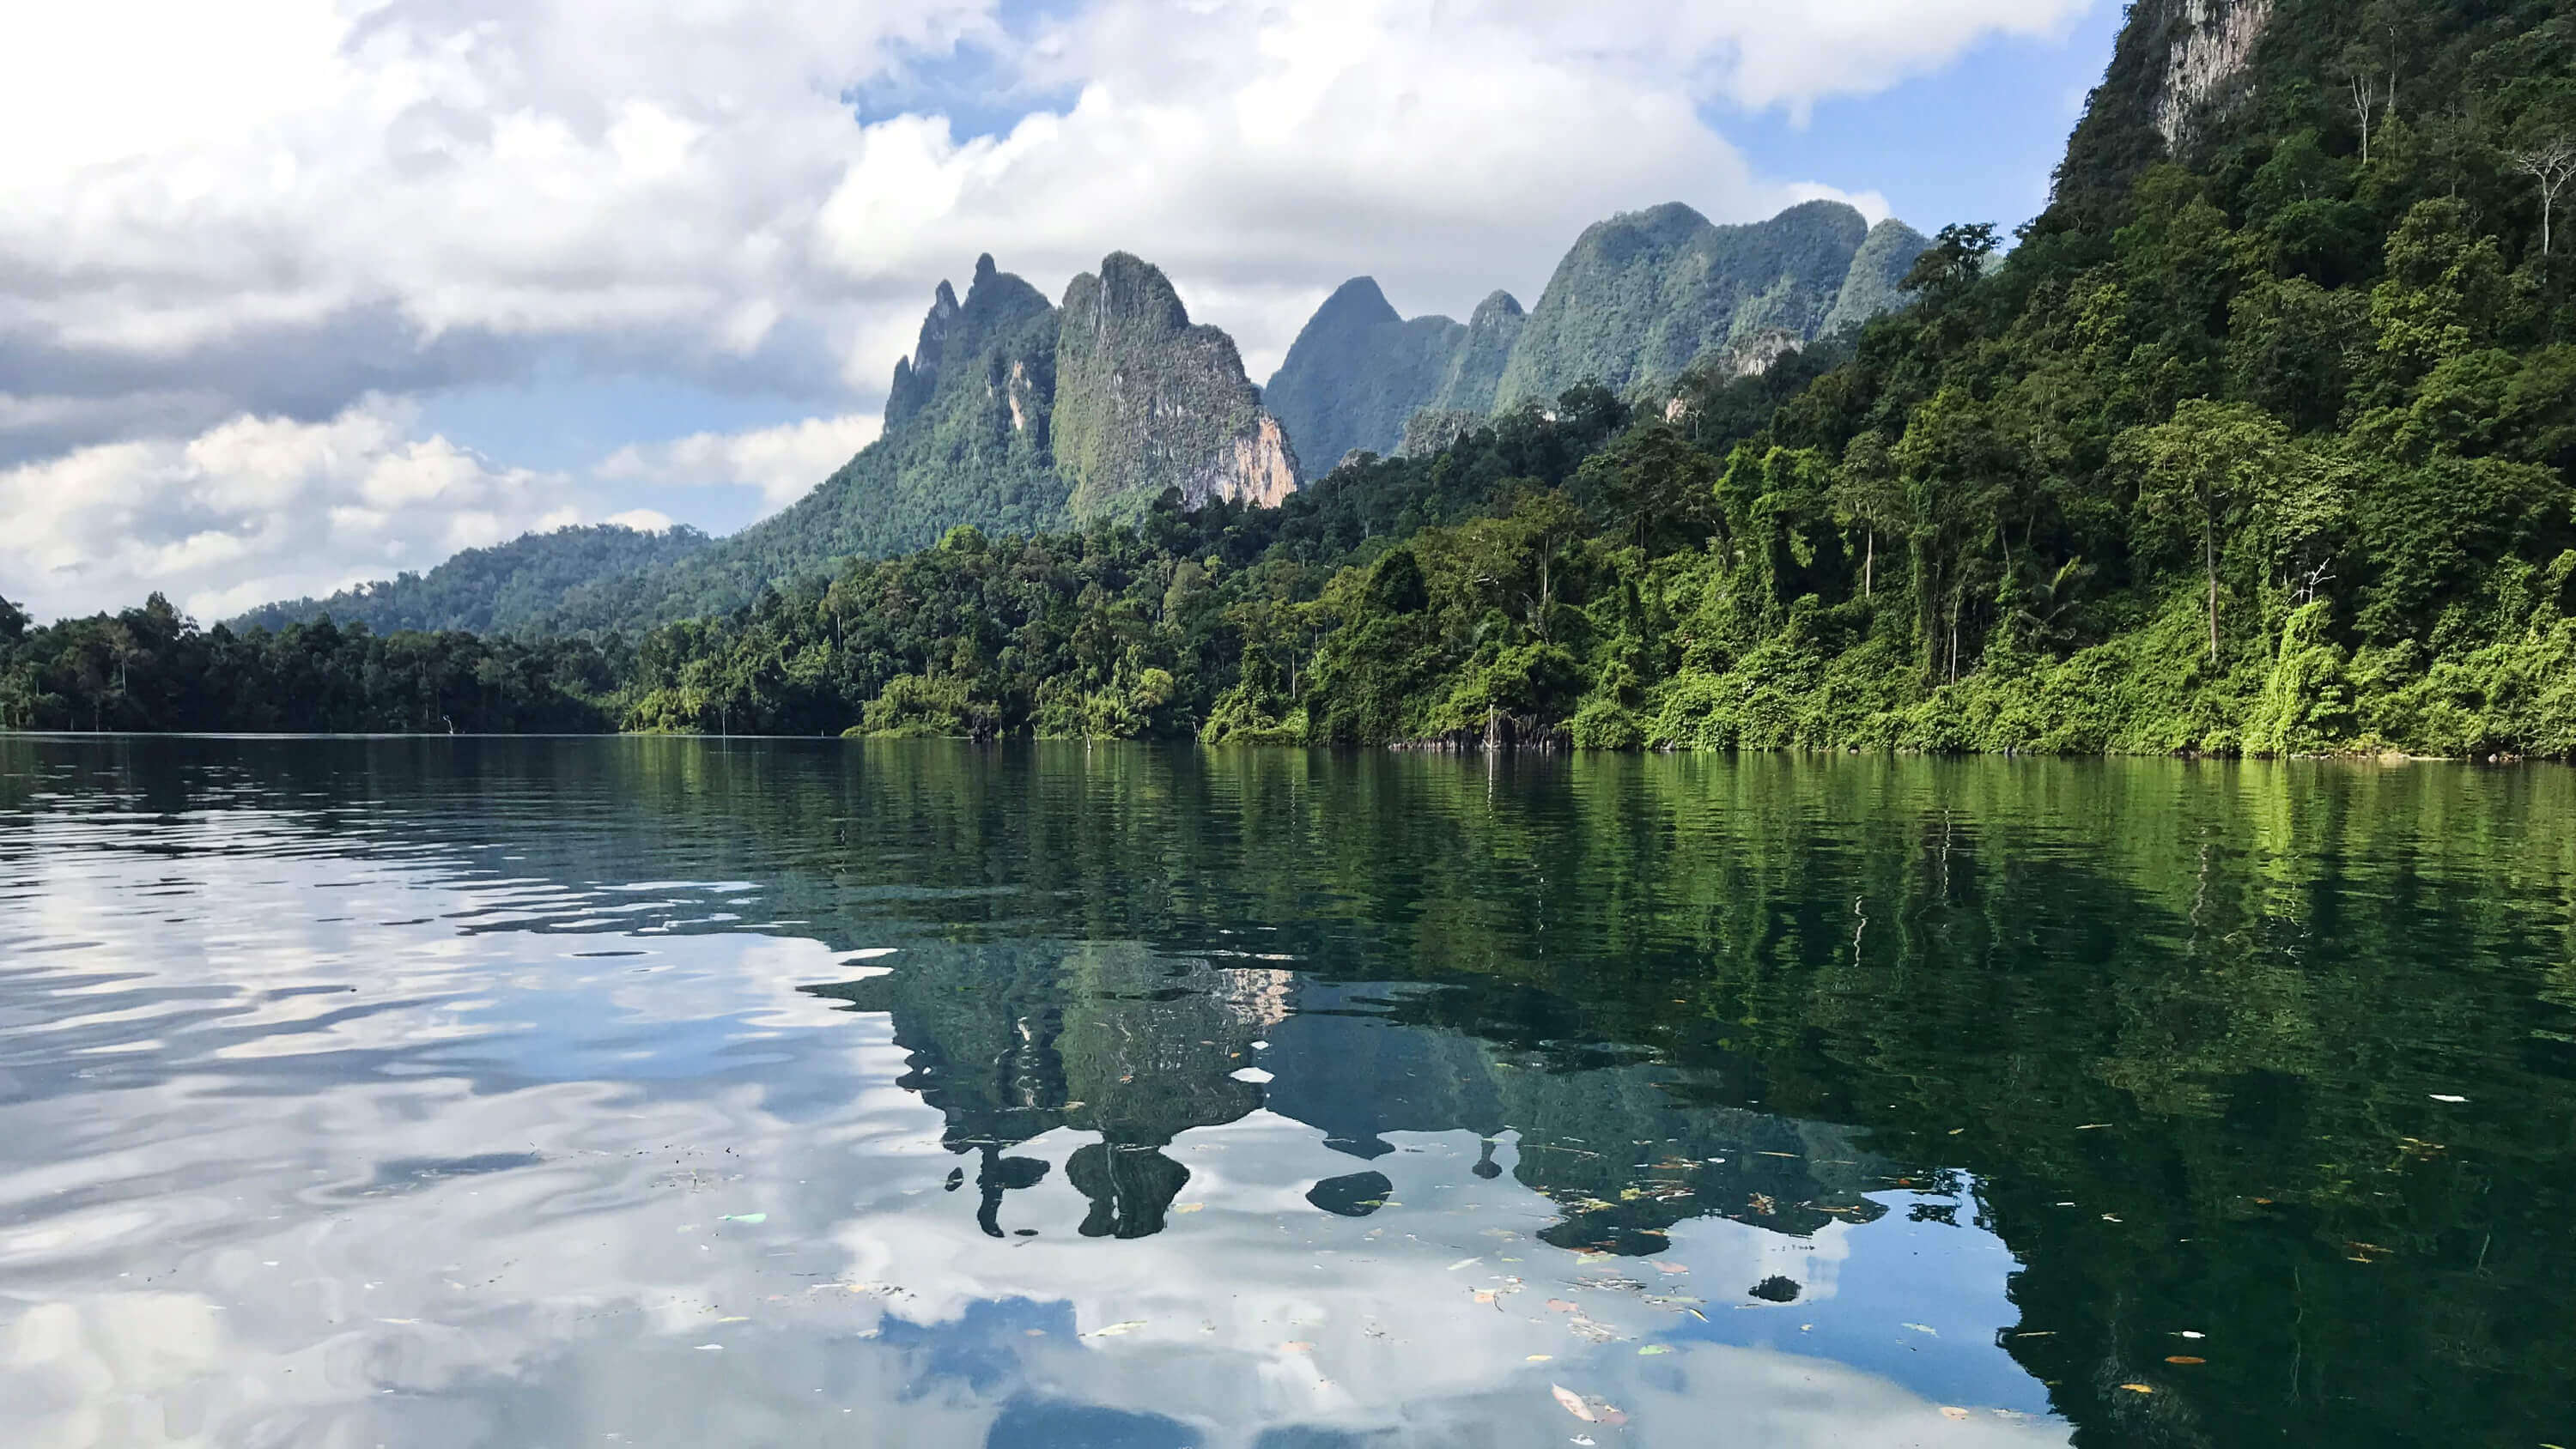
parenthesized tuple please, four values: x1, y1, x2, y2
(885, 258, 1060, 429)
(1071, 251, 1194, 336)
(1054, 252, 1301, 517)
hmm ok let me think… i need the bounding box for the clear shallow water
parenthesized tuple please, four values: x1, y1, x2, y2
(0, 738, 2569, 1449)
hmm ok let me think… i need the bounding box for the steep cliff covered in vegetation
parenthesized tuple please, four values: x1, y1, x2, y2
(1266, 203, 1927, 471)
(1263, 278, 1468, 472)
(1492, 199, 1893, 409)
(1053, 252, 1301, 519)
(499, 252, 1295, 633)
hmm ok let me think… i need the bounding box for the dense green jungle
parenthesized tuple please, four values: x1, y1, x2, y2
(7, 0, 2576, 757)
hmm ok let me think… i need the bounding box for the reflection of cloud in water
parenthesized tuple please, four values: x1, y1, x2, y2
(0, 767, 2065, 1447)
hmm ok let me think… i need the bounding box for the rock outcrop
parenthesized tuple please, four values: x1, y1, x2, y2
(2152, 0, 2274, 152)
(1053, 252, 1303, 518)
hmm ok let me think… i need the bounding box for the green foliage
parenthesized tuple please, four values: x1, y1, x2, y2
(231, 523, 712, 636)
(0, 594, 618, 733)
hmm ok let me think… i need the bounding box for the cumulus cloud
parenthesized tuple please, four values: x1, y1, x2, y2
(0, 401, 624, 622)
(2, 0, 2091, 615)
(596, 414, 883, 514)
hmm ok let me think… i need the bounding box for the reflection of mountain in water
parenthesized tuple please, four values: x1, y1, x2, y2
(24, 736, 2576, 1449)
(810, 952, 1892, 1259)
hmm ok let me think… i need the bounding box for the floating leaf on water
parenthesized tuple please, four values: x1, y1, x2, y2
(720, 1213, 766, 1224)
(1547, 1299, 1578, 1313)
(1526, 1354, 1552, 1362)
(1473, 1290, 1497, 1305)
(1281, 1341, 1314, 1353)
(1941, 1407, 1971, 1421)
(1652, 1261, 1689, 1274)
(2118, 1383, 2154, 1394)
(1637, 1344, 1672, 1355)
(2165, 1355, 2206, 1365)
(1447, 1258, 1481, 1271)
(1172, 1203, 1205, 1213)
(1552, 1385, 1596, 1422)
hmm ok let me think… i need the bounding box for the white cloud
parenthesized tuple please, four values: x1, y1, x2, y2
(596, 414, 882, 515)
(0, 0, 2093, 615)
(0, 401, 622, 622)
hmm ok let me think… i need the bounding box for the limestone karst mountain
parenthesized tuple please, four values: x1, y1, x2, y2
(521, 252, 1301, 630)
(1054, 252, 1300, 519)
(1263, 200, 1930, 470)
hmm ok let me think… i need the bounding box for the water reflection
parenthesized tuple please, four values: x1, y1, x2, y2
(1, 737, 2569, 1447)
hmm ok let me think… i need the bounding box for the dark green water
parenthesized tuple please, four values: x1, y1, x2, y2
(1, 737, 2569, 1448)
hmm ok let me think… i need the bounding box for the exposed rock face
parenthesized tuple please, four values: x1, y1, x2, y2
(2153, 0, 2273, 150)
(1188, 414, 1299, 508)
(2049, 0, 2281, 221)
(1053, 252, 1302, 520)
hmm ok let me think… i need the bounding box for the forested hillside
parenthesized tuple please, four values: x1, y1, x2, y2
(15, 0, 2573, 755)
(231, 523, 711, 636)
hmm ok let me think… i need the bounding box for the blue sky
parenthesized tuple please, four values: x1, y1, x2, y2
(4, 0, 2124, 618)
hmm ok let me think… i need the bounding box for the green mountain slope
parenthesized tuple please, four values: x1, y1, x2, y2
(538, 255, 1071, 630)
(1492, 199, 1875, 409)
(1819, 217, 1933, 335)
(1264, 203, 1926, 470)
(1428, 289, 1528, 415)
(1054, 252, 1301, 519)
(229, 524, 713, 635)
(530, 252, 1296, 632)
(1262, 278, 1468, 472)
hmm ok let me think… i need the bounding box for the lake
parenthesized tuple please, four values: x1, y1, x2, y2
(1, 737, 2568, 1448)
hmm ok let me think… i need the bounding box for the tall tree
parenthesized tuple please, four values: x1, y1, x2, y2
(2116, 400, 2300, 660)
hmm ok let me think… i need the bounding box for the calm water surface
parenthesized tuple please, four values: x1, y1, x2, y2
(1, 738, 2569, 1448)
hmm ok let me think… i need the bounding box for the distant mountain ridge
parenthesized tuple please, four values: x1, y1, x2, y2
(1263, 200, 1928, 469)
(237, 200, 1927, 634)
(229, 524, 713, 635)
(531, 251, 1299, 630)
